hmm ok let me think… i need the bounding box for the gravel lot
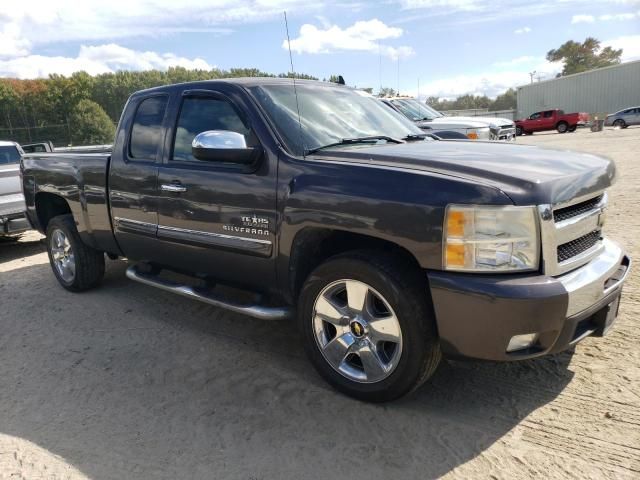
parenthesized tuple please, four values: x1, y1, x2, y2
(0, 127, 638, 479)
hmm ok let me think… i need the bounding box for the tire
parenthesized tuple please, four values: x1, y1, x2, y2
(556, 122, 568, 133)
(613, 119, 626, 129)
(46, 214, 105, 292)
(516, 126, 523, 136)
(298, 250, 441, 402)
(568, 125, 577, 132)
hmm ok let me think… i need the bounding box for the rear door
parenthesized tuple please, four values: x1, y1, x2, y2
(540, 110, 555, 130)
(109, 94, 168, 261)
(154, 86, 278, 290)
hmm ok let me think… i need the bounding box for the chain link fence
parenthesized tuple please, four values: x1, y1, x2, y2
(0, 124, 72, 147)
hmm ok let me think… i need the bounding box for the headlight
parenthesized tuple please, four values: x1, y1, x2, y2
(466, 127, 491, 140)
(443, 205, 539, 272)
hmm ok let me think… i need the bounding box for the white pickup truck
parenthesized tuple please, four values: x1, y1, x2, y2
(382, 97, 516, 141)
(0, 141, 30, 236)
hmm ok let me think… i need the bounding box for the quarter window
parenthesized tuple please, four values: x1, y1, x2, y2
(172, 97, 253, 162)
(130, 96, 168, 160)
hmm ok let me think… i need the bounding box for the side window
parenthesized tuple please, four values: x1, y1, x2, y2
(543, 111, 554, 118)
(0, 146, 21, 165)
(130, 96, 168, 160)
(172, 97, 253, 162)
(530, 112, 541, 119)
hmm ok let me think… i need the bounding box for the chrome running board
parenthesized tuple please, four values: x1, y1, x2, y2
(126, 264, 291, 321)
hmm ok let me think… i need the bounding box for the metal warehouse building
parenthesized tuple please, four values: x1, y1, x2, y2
(516, 60, 640, 119)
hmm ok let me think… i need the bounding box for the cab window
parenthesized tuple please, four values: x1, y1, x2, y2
(172, 96, 255, 162)
(0, 145, 21, 165)
(129, 96, 168, 160)
(530, 112, 541, 120)
(543, 111, 554, 118)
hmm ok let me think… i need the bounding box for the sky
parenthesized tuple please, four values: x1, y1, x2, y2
(0, 0, 639, 99)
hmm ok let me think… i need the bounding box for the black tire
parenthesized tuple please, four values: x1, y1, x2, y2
(568, 125, 577, 132)
(516, 126, 523, 136)
(556, 121, 568, 133)
(46, 214, 105, 292)
(613, 119, 626, 129)
(298, 250, 441, 402)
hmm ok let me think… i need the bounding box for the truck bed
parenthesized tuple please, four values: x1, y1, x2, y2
(21, 152, 120, 253)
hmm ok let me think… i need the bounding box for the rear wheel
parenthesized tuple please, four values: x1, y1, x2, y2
(568, 125, 577, 132)
(613, 119, 627, 129)
(556, 122, 568, 133)
(46, 214, 105, 292)
(298, 251, 441, 402)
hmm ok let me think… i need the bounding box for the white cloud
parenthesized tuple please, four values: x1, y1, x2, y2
(572, 10, 639, 24)
(514, 26, 531, 34)
(0, 44, 213, 78)
(571, 14, 595, 23)
(285, 19, 415, 59)
(399, 0, 480, 10)
(604, 34, 640, 61)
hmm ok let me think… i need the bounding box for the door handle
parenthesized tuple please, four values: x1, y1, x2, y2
(161, 183, 187, 193)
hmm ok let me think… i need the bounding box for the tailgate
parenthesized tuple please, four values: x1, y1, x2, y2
(0, 164, 26, 216)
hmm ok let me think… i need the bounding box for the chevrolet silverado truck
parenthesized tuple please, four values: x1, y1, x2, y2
(516, 109, 590, 135)
(21, 79, 630, 402)
(381, 97, 517, 141)
(1, 141, 30, 237)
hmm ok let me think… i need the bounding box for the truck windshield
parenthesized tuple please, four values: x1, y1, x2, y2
(391, 99, 443, 122)
(249, 84, 424, 156)
(0, 146, 21, 165)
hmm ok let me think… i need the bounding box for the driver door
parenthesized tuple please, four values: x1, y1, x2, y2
(154, 87, 278, 290)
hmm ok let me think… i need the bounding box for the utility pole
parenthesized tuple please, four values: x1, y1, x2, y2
(528, 71, 536, 84)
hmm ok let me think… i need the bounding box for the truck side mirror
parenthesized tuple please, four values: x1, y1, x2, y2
(191, 130, 261, 165)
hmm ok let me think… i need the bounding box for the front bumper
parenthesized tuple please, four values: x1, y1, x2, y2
(427, 238, 630, 361)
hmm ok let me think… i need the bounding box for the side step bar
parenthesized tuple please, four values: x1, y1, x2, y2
(126, 265, 292, 321)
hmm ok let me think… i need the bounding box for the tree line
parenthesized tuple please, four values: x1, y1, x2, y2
(0, 67, 317, 146)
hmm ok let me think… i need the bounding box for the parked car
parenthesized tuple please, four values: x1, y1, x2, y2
(22, 79, 630, 402)
(381, 97, 516, 141)
(0, 141, 30, 237)
(604, 106, 640, 129)
(515, 109, 590, 135)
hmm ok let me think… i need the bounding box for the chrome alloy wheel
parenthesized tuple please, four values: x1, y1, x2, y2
(312, 279, 403, 383)
(50, 229, 75, 283)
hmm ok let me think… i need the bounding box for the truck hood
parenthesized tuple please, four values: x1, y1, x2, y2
(450, 116, 514, 127)
(317, 140, 615, 205)
(419, 117, 489, 130)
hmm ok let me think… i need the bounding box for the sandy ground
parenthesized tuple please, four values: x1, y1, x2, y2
(0, 127, 638, 480)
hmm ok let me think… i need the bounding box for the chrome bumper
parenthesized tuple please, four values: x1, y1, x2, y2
(560, 238, 630, 317)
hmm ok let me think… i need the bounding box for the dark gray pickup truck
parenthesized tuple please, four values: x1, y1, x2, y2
(21, 79, 630, 401)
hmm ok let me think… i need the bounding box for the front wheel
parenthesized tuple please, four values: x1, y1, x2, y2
(298, 251, 441, 402)
(46, 214, 105, 292)
(516, 126, 523, 136)
(613, 119, 627, 129)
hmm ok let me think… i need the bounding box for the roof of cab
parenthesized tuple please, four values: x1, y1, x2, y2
(131, 77, 349, 97)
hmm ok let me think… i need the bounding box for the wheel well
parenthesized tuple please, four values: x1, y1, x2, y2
(556, 120, 568, 127)
(288, 228, 423, 300)
(35, 193, 72, 232)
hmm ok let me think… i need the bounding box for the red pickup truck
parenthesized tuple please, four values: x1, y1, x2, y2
(516, 109, 590, 135)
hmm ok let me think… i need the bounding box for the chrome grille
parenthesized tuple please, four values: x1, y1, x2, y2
(539, 192, 607, 276)
(557, 230, 601, 263)
(554, 195, 603, 223)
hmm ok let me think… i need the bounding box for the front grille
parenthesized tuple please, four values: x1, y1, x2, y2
(557, 230, 601, 263)
(554, 195, 603, 223)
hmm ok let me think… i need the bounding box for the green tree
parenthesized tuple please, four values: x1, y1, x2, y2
(69, 99, 115, 145)
(547, 37, 623, 76)
(378, 87, 396, 97)
(490, 88, 516, 111)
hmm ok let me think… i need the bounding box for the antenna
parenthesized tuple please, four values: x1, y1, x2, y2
(397, 56, 400, 95)
(378, 41, 382, 96)
(284, 11, 305, 157)
(418, 77, 421, 118)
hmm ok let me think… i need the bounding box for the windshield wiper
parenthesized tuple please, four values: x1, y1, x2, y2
(402, 133, 428, 141)
(305, 136, 404, 156)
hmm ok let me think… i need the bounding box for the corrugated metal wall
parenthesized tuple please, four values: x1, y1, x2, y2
(516, 60, 640, 119)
